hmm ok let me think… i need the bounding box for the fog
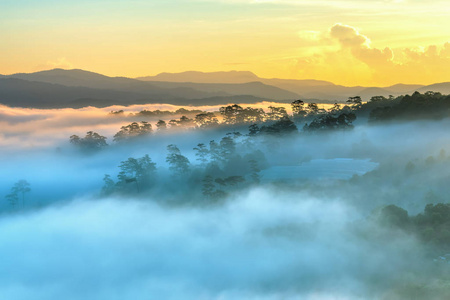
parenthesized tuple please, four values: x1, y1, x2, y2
(0, 102, 334, 150)
(1, 103, 450, 298)
(0, 192, 430, 300)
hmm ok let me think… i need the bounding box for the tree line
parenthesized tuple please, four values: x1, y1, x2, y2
(100, 130, 267, 202)
(373, 202, 450, 255)
(70, 99, 359, 153)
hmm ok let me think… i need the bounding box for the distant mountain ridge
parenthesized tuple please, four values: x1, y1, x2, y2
(139, 70, 261, 84)
(138, 70, 449, 102)
(417, 82, 450, 95)
(1, 69, 300, 107)
(0, 68, 448, 108)
(0, 77, 273, 109)
(141, 80, 299, 100)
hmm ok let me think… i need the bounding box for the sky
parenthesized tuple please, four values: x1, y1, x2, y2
(0, 0, 449, 86)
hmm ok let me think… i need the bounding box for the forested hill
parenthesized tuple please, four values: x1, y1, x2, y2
(365, 92, 450, 121)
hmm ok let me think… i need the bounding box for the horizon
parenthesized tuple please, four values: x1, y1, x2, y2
(2, 67, 445, 88)
(1, 1, 448, 86)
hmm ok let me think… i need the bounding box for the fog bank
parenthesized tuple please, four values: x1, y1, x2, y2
(0, 190, 429, 299)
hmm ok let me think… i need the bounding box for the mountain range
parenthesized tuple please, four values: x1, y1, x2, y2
(0, 69, 448, 108)
(139, 71, 449, 100)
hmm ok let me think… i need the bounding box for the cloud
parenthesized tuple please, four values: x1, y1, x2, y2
(2, 101, 450, 213)
(328, 23, 395, 67)
(0, 101, 300, 151)
(292, 23, 448, 85)
(0, 191, 428, 299)
(329, 24, 370, 48)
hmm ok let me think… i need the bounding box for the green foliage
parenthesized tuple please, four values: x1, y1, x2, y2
(70, 131, 108, 152)
(369, 91, 450, 122)
(156, 120, 167, 131)
(120, 155, 156, 180)
(414, 203, 450, 249)
(347, 96, 362, 109)
(169, 116, 195, 128)
(219, 136, 236, 160)
(5, 193, 19, 209)
(303, 112, 356, 132)
(215, 176, 245, 187)
(134, 108, 202, 118)
(115, 155, 157, 193)
(109, 110, 124, 115)
(101, 174, 115, 196)
(194, 112, 219, 128)
(259, 117, 298, 136)
(113, 121, 152, 142)
(201, 174, 245, 202)
(375, 203, 450, 252)
(369, 95, 387, 102)
(378, 205, 410, 228)
(291, 99, 306, 118)
(193, 143, 209, 165)
(241, 107, 265, 123)
(208, 140, 222, 164)
(4, 179, 31, 209)
(248, 124, 260, 136)
(306, 103, 320, 115)
(201, 175, 216, 198)
(166, 144, 190, 175)
(329, 103, 342, 115)
(219, 104, 244, 124)
(248, 159, 261, 184)
(219, 104, 266, 124)
(266, 106, 288, 121)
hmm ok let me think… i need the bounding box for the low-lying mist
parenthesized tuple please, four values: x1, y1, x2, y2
(0, 190, 440, 300)
(2, 102, 450, 299)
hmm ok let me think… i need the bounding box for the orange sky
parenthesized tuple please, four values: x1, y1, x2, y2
(0, 0, 449, 86)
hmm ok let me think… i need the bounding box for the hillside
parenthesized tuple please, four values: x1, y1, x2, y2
(1, 69, 299, 107)
(144, 81, 299, 100)
(417, 82, 450, 95)
(138, 70, 447, 102)
(137, 70, 260, 84)
(0, 78, 273, 108)
(0, 78, 167, 108)
(1, 68, 448, 108)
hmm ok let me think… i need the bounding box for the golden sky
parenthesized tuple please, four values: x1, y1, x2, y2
(0, 0, 449, 86)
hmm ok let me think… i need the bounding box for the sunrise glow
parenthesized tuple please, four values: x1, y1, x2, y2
(1, 0, 448, 86)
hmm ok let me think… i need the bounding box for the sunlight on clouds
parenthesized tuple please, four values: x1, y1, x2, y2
(329, 24, 371, 48)
(290, 23, 449, 86)
(0, 102, 310, 151)
(0, 0, 448, 85)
